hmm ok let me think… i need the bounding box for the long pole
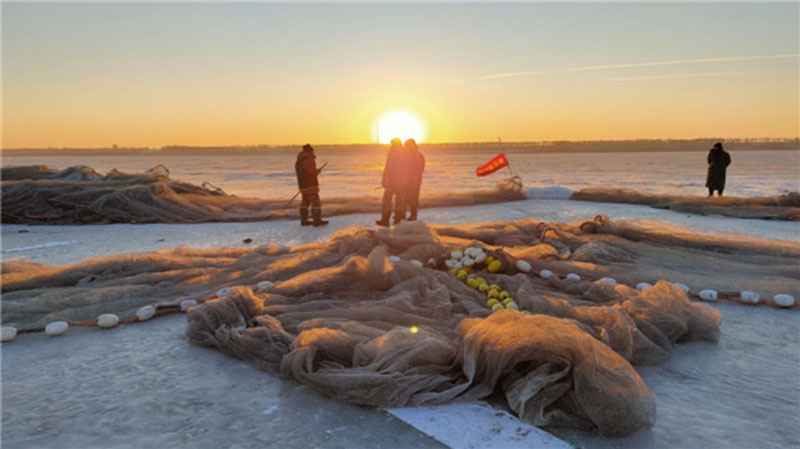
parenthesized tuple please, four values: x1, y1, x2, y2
(498, 137, 515, 177)
(282, 191, 301, 210)
(283, 162, 328, 210)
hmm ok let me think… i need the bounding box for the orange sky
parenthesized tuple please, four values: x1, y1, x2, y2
(3, 3, 798, 148)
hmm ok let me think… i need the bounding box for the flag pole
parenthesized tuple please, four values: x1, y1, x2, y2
(498, 137, 515, 178)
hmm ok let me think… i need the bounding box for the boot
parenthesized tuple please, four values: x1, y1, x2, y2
(299, 208, 312, 226)
(375, 210, 391, 227)
(407, 208, 418, 221)
(393, 208, 404, 225)
(312, 209, 329, 227)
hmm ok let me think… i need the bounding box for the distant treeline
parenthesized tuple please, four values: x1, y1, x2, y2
(3, 138, 798, 156)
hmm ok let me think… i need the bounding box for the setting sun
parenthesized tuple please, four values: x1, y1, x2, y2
(375, 110, 426, 144)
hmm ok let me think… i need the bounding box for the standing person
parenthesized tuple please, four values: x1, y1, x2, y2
(706, 142, 731, 197)
(295, 143, 329, 226)
(403, 138, 425, 221)
(376, 138, 407, 226)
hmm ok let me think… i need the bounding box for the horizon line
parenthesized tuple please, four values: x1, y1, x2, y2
(3, 136, 799, 151)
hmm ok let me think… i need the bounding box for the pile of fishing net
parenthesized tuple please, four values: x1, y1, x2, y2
(572, 188, 800, 221)
(1, 164, 279, 224)
(8, 218, 799, 435)
(1, 165, 526, 225)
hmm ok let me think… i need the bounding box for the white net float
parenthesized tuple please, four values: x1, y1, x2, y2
(462, 257, 475, 267)
(427, 258, 436, 265)
(474, 253, 487, 263)
(255, 280, 273, 289)
(699, 290, 718, 301)
(410, 259, 423, 268)
(636, 282, 653, 291)
(97, 314, 120, 329)
(1, 326, 18, 342)
(136, 305, 156, 321)
(739, 291, 760, 304)
(451, 250, 463, 260)
(216, 287, 232, 298)
(45, 321, 69, 336)
(773, 294, 795, 307)
(566, 273, 581, 282)
(180, 299, 198, 312)
(598, 277, 617, 284)
(673, 282, 690, 293)
(516, 260, 532, 273)
(388, 255, 401, 263)
(539, 269, 554, 279)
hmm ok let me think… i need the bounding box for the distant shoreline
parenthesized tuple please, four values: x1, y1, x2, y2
(2, 138, 798, 156)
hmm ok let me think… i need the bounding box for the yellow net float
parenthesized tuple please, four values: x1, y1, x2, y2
(478, 283, 489, 293)
(487, 260, 502, 273)
(491, 303, 504, 312)
(488, 289, 499, 299)
(499, 291, 510, 300)
(487, 298, 500, 308)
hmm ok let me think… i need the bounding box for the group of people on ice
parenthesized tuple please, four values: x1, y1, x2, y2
(294, 139, 731, 227)
(294, 138, 425, 227)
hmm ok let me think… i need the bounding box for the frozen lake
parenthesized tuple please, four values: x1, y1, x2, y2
(2, 199, 798, 448)
(4, 149, 798, 201)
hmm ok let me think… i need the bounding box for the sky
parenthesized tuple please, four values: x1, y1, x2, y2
(2, 2, 798, 148)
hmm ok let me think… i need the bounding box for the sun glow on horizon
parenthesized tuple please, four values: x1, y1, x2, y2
(375, 110, 426, 144)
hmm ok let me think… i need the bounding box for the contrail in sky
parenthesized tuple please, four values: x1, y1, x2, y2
(567, 54, 799, 72)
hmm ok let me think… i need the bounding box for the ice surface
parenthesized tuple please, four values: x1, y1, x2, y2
(1, 315, 448, 449)
(389, 402, 573, 449)
(2, 148, 798, 447)
(3, 198, 798, 267)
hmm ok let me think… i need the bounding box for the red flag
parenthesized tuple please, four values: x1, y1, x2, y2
(476, 153, 509, 177)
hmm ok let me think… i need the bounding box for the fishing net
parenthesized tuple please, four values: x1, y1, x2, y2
(1, 165, 526, 224)
(7, 218, 797, 435)
(572, 188, 800, 221)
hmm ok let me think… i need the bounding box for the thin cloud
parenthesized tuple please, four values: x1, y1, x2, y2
(476, 70, 548, 80)
(602, 70, 764, 82)
(445, 70, 548, 83)
(568, 54, 799, 72)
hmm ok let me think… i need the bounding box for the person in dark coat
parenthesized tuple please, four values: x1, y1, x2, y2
(706, 142, 731, 197)
(376, 138, 408, 226)
(295, 144, 328, 226)
(403, 138, 425, 221)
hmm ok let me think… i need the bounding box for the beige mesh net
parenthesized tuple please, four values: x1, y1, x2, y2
(572, 188, 800, 220)
(7, 217, 795, 436)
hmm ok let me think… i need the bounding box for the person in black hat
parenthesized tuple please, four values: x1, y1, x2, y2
(295, 144, 329, 226)
(706, 142, 731, 197)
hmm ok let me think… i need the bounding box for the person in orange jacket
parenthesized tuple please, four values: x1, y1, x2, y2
(295, 144, 329, 226)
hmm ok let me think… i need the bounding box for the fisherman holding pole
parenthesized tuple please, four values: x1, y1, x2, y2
(293, 143, 329, 226)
